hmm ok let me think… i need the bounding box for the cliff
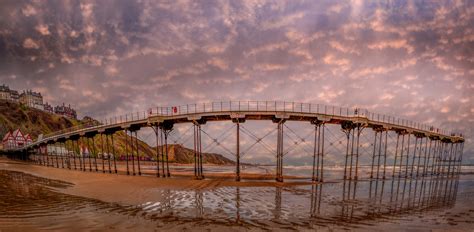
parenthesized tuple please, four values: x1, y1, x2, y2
(0, 100, 233, 165)
(156, 144, 235, 165)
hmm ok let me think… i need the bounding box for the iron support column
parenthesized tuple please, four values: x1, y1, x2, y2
(343, 128, 352, 180)
(106, 134, 111, 173)
(320, 124, 325, 182)
(311, 123, 319, 182)
(354, 125, 362, 180)
(87, 138, 92, 171)
(164, 130, 171, 177)
(382, 130, 388, 179)
(410, 136, 418, 178)
(92, 136, 98, 172)
(101, 134, 105, 173)
(135, 131, 141, 176)
(130, 130, 136, 175)
(111, 133, 117, 174)
(370, 130, 378, 179)
(236, 122, 240, 181)
(73, 140, 77, 170)
(125, 130, 130, 175)
(392, 133, 401, 178)
(154, 125, 160, 177)
(193, 123, 203, 179)
(405, 134, 411, 178)
(276, 120, 284, 182)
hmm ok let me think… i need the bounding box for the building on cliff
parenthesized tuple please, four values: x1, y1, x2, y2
(20, 89, 44, 110)
(43, 102, 54, 113)
(0, 84, 20, 102)
(54, 103, 77, 119)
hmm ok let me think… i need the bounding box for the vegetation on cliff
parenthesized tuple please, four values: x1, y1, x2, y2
(0, 100, 233, 165)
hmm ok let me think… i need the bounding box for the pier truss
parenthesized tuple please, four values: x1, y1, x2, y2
(6, 101, 464, 182)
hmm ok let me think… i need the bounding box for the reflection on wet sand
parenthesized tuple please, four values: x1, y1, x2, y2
(0, 167, 472, 231)
(307, 176, 460, 228)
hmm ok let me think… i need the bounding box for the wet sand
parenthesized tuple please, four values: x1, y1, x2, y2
(1, 157, 474, 231)
(0, 158, 314, 206)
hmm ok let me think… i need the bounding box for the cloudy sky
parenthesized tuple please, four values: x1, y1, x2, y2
(0, 0, 473, 164)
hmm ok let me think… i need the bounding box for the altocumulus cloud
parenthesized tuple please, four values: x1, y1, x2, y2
(0, 0, 473, 163)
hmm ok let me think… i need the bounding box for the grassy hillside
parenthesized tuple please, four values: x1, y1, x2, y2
(0, 100, 79, 139)
(0, 100, 233, 165)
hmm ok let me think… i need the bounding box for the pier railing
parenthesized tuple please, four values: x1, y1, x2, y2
(41, 101, 457, 142)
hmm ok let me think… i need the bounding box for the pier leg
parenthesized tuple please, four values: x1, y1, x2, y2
(405, 134, 411, 178)
(60, 142, 65, 168)
(165, 130, 171, 177)
(343, 129, 351, 180)
(392, 133, 400, 178)
(78, 138, 83, 171)
(47, 145, 51, 167)
(161, 129, 165, 177)
(447, 143, 454, 178)
(135, 131, 141, 176)
(370, 131, 378, 179)
(106, 134, 111, 173)
(276, 122, 280, 182)
(192, 123, 203, 179)
(92, 136, 98, 172)
(55, 142, 59, 168)
(382, 130, 388, 179)
(194, 124, 197, 178)
(354, 126, 362, 180)
(72, 140, 77, 170)
(320, 124, 325, 182)
(457, 142, 464, 176)
(430, 140, 439, 175)
(43, 145, 49, 167)
(101, 134, 105, 173)
(125, 130, 130, 175)
(349, 127, 356, 180)
(411, 137, 419, 178)
(154, 125, 160, 177)
(312, 123, 318, 182)
(438, 142, 445, 176)
(423, 139, 432, 177)
(65, 142, 70, 169)
(87, 138, 92, 171)
(376, 130, 383, 180)
(236, 122, 240, 181)
(42, 147, 46, 165)
(47, 145, 50, 166)
(275, 120, 284, 182)
(416, 137, 424, 177)
(111, 133, 117, 174)
(130, 130, 136, 175)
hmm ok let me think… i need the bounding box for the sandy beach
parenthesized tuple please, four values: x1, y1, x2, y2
(0, 157, 315, 206)
(1, 157, 474, 231)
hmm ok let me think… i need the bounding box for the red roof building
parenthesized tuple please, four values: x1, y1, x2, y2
(24, 134, 33, 145)
(2, 131, 15, 149)
(2, 129, 31, 149)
